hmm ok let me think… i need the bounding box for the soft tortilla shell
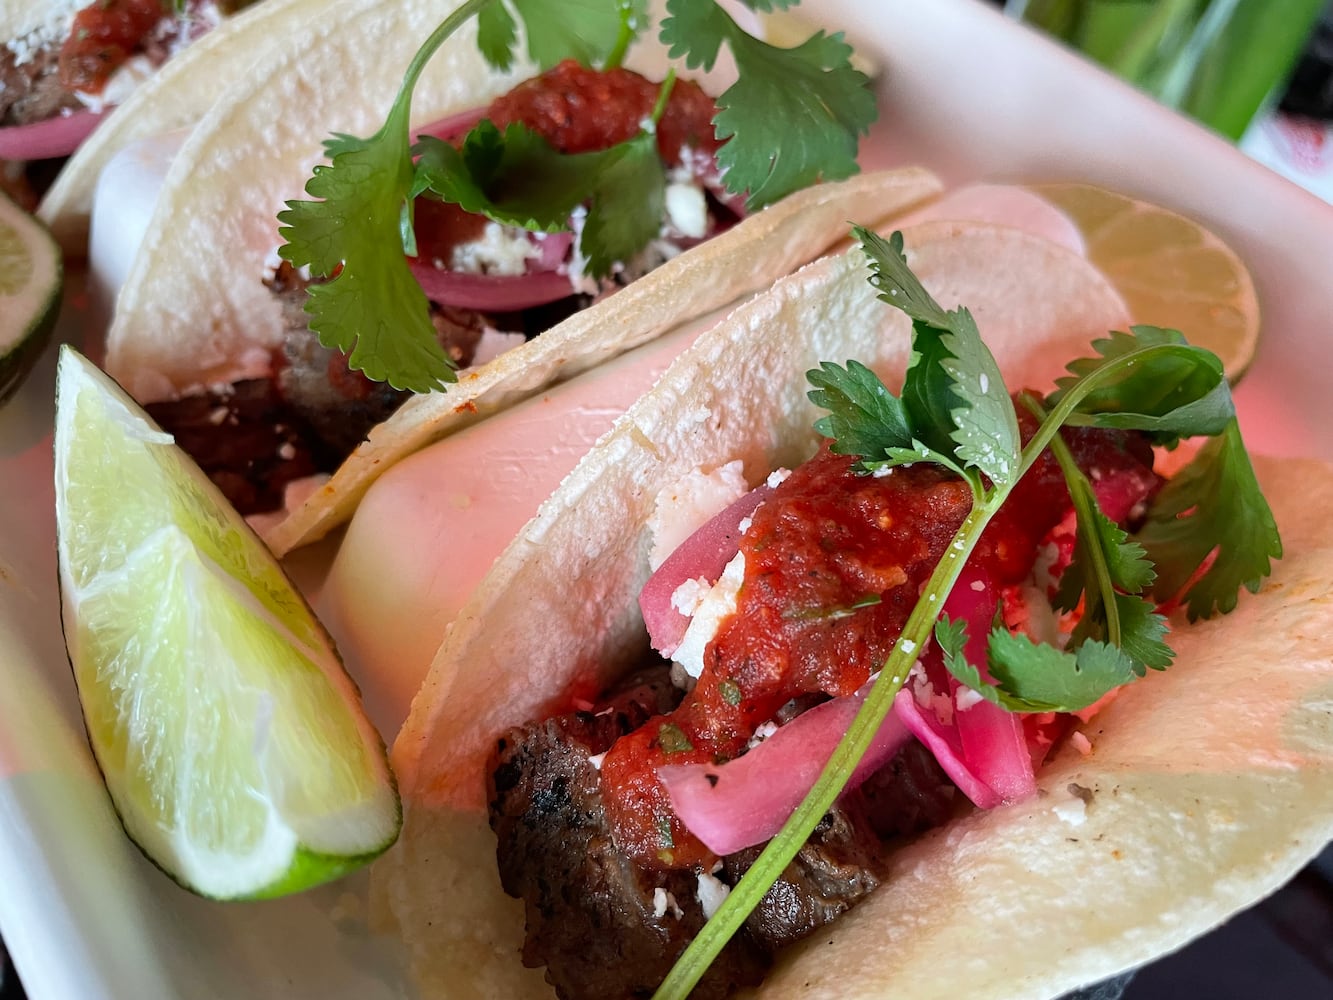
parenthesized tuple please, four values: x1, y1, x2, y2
(37, 0, 323, 252)
(263, 168, 945, 555)
(102, 0, 533, 403)
(369, 226, 1330, 999)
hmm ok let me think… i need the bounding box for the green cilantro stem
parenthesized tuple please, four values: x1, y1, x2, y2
(401, 0, 498, 104)
(658, 338, 1234, 995)
(1021, 391, 1126, 647)
(650, 68, 678, 124)
(604, 0, 640, 69)
(656, 405, 1097, 997)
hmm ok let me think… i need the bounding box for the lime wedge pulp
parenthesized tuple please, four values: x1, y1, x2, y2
(54, 347, 400, 899)
(0, 192, 62, 403)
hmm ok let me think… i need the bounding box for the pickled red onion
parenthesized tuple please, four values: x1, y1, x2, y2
(660, 690, 912, 857)
(639, 484, 774, 657)
(0, 108, 103, 160)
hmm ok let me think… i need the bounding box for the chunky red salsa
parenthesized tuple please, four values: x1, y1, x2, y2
(485, 58, 721, 163)
(600, 415, 1158, 869)
(59, 1, 170, 93)
(413, 61, 722, 264)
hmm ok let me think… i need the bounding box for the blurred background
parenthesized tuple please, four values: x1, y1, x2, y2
(3, 2, 1332, 998)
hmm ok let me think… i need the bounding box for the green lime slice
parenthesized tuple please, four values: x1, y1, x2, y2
(54, 346, 401, 899)
(0, 192, 61, 403)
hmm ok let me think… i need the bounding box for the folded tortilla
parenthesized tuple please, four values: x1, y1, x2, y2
(17, 0, 318, 252)
(90, 0, 944, 555)
(374, 222, 1333, 998)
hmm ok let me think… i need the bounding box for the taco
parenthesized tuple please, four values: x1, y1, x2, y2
(0, 1, 280, 218)
(377, 221, 1330, 999)
(32, 0, 332, 251)
(95, 0, 919, 556)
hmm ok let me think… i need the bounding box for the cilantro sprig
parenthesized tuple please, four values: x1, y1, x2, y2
(279, 0, 876, 393)
(653, 226, 1280, 998)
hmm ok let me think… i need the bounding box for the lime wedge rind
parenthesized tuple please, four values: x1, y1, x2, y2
(0, 192, 62, 405)
(54, 346, 400, 900)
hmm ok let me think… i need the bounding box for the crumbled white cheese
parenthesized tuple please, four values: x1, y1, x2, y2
(673, 552, 746, 679)
(277, 442, 296, 462)
(647, 461, 749, 571)
(587, 752, 606, 771)
(1070, 731, 1093, 756)
(6, 4, 80, 67)
(745, 719, 779, 750)
(1053, 796, 1087, 827)
(765, 468, 791, 489)
(696, 870, 731, 919)
(664, 182, 708, 239)
(955, 686, 984, 711)
(451, 222, 541, 276)
(652, 888, 683, 920)
(670, 577, 713, 619)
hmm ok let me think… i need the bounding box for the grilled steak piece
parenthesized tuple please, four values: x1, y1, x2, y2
(145, 378, 329, 515)
(722, 740, 956, 957)
(489, 666, 960, 999)
(269, 261, 498, 456)
(489, 664, 769, 1000)
(0, 46, 81, 127)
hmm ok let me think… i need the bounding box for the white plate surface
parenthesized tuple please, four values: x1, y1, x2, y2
(3, 1, 1332, 997)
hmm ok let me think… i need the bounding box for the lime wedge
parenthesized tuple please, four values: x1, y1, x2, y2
(54, 346, 400, 899)
(0, 192, 61, 403)
(1029, 183, 1259, 382)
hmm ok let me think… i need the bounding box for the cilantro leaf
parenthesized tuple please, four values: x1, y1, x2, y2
(1051, 326, 1235, 442)
(1136, 418, 1281, 620)
(278, 104, 455, 393)
(807, 360, 912, 463)
(856, 228, 1020, 489)
(476, 1, 520, 70)
(940, 617, 1141, 714)
(660, 0, 874, 208)
(479, 0, 640, 72)
(414, 118, 666, 281)
(1039, 420, 1170, 674)
(414, 123, 600, 231)
(579, 131, 666, 278)
(990, 634, 1142, 713)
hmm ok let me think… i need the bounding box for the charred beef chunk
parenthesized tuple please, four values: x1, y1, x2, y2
(721, 741, 955, 958)
(489, 663, 769, 1000)
(0, 46, 81, 127)
(145, 379, 329, 515)
(489, 666, 959, 1000)
(269, 261, 499, 456)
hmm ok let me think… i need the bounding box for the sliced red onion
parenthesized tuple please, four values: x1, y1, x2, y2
(414, 107, 487, 144)
(407, 258, 575, 311)
(0, 108, 104, 160)
(890, 691, 1002, 810)
(638, 483, 774, 657)
(533, 230, 573, 270)
(660, 691, 912, 857)
(941, 567, 1037, 803)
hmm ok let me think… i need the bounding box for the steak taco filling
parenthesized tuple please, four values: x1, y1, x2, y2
(1, 1, 249, 128)
(146, 60, 739, 516)
(454, 225, 1283, 999)
(488, 417, 1161, 999)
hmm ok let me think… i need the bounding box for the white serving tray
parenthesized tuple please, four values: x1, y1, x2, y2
(2, 1, 1330, 997)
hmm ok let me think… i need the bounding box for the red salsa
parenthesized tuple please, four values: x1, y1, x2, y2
(59, 1, 171, 94)
(485, 59, 721, 163)
(600, 414, 1158, 869)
